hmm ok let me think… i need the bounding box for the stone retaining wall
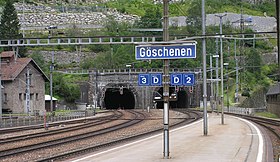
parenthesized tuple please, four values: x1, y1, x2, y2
(14, 2, 139, 28)
(267, 103, 280, 117)
(29, 50, 97, 65)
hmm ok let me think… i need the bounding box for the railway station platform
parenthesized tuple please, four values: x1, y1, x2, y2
(71, 113, 273, 162)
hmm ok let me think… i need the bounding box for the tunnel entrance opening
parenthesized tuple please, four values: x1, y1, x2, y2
(104, 88, 135, 109)
(154, 87, 189, 109)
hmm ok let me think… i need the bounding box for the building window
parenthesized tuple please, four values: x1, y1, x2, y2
(30, 93, 34, 100)
(19, 93, 22, 100)
(36, 93, 39, 100)
(4, 93, 7, 101)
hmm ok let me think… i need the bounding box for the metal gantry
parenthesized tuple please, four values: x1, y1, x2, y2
(0, 34, 276, 47)
(0, 36, 159, 47)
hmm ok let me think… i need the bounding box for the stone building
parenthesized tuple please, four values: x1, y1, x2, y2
(1, 51, 49, 115)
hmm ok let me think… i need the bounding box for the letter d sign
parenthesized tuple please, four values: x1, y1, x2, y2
(171, 74, 182, 86)
(151, 73, 162, 86)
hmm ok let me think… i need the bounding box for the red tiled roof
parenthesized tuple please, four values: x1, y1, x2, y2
(1, 51, 14, 58)
(1, 57, 31, 81)
(1, 51, 49, 81)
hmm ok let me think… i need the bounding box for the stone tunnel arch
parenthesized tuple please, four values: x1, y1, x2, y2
(101, 83, 138, 109)
(153, 87, 190, 109)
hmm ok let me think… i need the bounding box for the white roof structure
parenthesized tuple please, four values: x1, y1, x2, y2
(45, 95, 58, 101)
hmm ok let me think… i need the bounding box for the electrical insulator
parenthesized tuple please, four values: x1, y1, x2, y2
(120, 87, 123, 95)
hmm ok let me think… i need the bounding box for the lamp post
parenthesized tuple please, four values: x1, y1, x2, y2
(224, 62, 229, 112)
(215, 13, 227, 124)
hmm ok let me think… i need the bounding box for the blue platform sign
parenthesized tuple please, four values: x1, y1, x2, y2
(151, 73, 162, 86)
(138, 73, 195, 86)
(170, 74, 183, 86)
(138, 74, 150, 86)
(183, 73, 195, 86)
(135, 43, 196, 60)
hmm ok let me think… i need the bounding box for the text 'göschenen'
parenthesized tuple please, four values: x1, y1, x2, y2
(135, 43, 196, 60)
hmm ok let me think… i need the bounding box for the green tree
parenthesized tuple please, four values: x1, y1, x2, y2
(53, 73, 80, 103)
(136, 7, 162, 29)
(185, 0, 202, 34)
(0, 0, 21, 39)
(0, 0, 26, 57)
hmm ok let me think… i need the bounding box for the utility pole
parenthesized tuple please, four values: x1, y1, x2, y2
(240, 7, 245, 90)
(22, 0, 25, 38)
(234, 39, 239, 103)
(0, 53, 2, 119)
(214, 36, 219, 112)
(210, 55, 214, 112)
(276, 0, 280, 81)
(163, 0, 170, 158)
(202, 0, 208, 136)
(26, 68, 31, 115)
(215, 13, 227, 125)
(50, 49, 54, 112)
(49, 28, 54, 113)
(94, 69, 98, 115)
(224, 63, 229, 112)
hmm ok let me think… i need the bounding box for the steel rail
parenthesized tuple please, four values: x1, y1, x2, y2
(0, 110, 142, 159)
(35, 110, 202, 162)
(0, 111, 122, 144)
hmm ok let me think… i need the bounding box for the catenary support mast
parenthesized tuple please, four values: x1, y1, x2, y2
(163, 0, 170, 158)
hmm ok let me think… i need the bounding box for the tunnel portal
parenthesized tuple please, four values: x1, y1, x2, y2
(104, 87, 135, 109)
(154, 87, 189, 109)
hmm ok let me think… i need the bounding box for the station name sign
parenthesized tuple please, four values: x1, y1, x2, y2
(135, 43, 196, 60)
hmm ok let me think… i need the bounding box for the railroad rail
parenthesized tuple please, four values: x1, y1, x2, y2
(0, 109, 202, 161)
(38, 109, 202, 162)
(0, 110, 145, 161)
(0, 111, 122, 144)
(229, 113, 280, 162)
(0, 111, 112, 134)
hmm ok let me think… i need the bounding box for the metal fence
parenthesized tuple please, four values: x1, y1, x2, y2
(227, 106, 267, 115)
(0, 110, 96, 129)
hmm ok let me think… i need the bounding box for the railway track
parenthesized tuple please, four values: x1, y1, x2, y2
(229, 113, 280, 162)
(0, 110, 122, 144)
(0, 110, 146, 161)
(0, 111, 114, 135)
(39, 109, 202, 162)
(0, 109, 202, 162)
